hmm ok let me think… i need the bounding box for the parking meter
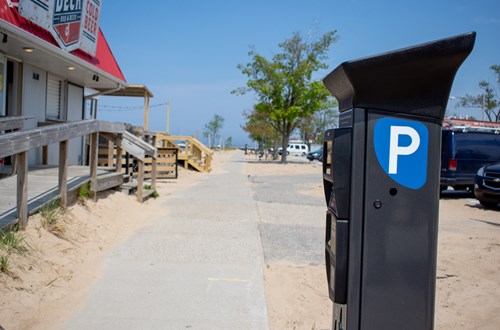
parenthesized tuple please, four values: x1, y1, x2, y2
(322, 33, 475, 330)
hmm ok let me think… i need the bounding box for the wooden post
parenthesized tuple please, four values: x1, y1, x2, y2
(17, 151, 28, 229)
(125, 152, 130, 175)
(90, 133, 98, 178)
(89, 132, 98, 200)
(107, 139, 114, 167)
(206, 153, 212, 172)
(11, 154, 17, 176)
(137, 160, 144, 203)
(151, 156, 157, 190)
(115, 136, 123, 173)
(59, 140, 68, 208)
(151, 135, 157, 190)
(143, 93, 150, 131)
(10, 128, 19, 175)
(93, 99, 99, 119)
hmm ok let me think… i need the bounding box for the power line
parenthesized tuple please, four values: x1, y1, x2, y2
(97, 102, 168, 111)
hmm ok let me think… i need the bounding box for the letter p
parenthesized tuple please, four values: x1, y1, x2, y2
(389, 126, 420, 174)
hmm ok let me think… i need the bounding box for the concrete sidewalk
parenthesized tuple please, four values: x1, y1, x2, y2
(67, 152, 269, 329)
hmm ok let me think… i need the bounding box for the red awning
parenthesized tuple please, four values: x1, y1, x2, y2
(0, 2, 126, 82)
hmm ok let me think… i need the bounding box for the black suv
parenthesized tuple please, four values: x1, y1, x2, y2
(474, 162, 500, 208)
(307, 147, 323, 161)
(441, 129, 500, 191)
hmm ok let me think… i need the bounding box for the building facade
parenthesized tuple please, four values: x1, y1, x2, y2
(0, 0, 126, 166)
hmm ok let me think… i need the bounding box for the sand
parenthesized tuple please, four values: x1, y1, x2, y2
(0, 166, 204, 330)
(1, 150, 499, 329)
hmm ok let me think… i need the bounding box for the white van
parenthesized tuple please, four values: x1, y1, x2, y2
(279, 143, 309, 156)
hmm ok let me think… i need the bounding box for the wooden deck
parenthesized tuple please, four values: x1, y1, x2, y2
(0, 120, 158, 228)
(0, 166, 108, 229)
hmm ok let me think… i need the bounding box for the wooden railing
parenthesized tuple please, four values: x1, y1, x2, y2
(98, 135, 178, 179)
(98, 130, 158, 202)
(0, 116, 31, 176)
(0, 120, 157, 229)
(0, 116, 29, 132)
(153, 134, 213, 173)
(145, 148, 178, 179)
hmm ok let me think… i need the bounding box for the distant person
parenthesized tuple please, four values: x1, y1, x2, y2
(244, 144, 248, 155)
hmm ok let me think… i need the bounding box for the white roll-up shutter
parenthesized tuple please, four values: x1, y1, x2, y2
(46, 75, 62, 120)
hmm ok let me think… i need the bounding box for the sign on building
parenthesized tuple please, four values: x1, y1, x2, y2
(19, 0, 102, 56)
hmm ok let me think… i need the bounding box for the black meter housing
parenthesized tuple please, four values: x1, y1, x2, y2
(322, 33, 475, 330)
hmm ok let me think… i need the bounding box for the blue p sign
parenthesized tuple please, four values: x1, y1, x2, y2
(374, 118, 429, 189)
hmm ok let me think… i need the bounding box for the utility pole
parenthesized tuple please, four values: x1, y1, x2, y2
(166, 100, 171, 134)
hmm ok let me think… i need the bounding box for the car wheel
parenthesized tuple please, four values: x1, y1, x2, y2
(302, 152, 306, 156)
(479, 200, 498, 208)
(286, 151, 290, 155)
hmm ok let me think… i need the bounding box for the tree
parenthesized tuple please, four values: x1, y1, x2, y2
(297, 113, 315, 149)
(234, 31, 338, 163)
(242, 108, 279, 153)
(458, 65, 500, 122)
(225, 136, 233, 148)
(203, 114, 225, 148)
(301, 98, 339, 144)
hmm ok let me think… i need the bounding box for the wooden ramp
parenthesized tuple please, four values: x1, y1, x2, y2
(0, 166, 107, 229)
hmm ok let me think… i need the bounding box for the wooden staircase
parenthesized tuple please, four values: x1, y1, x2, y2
(153, 134, 213, 173)
(97, 130, 158, 202)
(98, 132, 212, 180)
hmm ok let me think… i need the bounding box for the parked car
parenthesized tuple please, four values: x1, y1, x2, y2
(474, 162, 500, 208)
(440, 129, 500, 191)
(278, 143, 309, 156)
(307, 147, 323, 161)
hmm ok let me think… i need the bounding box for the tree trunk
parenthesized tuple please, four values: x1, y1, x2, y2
(273, 140, 279, 160)
(281, 132, 289, 164)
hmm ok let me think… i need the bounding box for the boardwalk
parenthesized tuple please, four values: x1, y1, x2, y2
(0, 166, 107, 228)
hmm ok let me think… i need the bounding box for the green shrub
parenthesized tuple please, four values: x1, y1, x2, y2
(39, 199, 62, 228)
(0, 255, 9, 273)
(78, 182, 91, 199)
(143, 185, 159, 199)
(0, 229, 27, 255)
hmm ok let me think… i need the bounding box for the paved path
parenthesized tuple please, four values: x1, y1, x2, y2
(249, 171, 325, 265)
(67, 152, 269, 329)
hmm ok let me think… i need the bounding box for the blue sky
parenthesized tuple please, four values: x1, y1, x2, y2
(97, 0, 500, 146)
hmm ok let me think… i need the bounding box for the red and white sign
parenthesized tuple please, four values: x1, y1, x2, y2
(79, 0, 101, 55)
(19, 0, 102, 56)
(18, 0, 52, 30)
(52, 0, 83, 51)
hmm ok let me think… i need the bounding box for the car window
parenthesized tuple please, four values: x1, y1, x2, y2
(441, 131, 452, 156)
(455, 132, 500, 160)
